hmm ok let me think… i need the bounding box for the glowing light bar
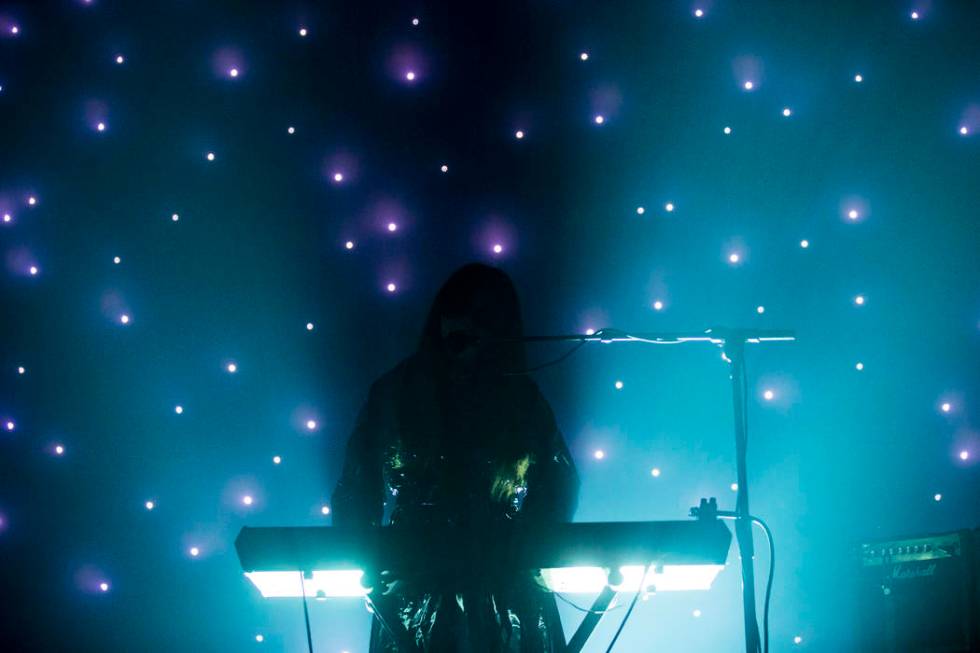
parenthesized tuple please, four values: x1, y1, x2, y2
(539, 564, 725, 593)
(245, 570, 368, 598)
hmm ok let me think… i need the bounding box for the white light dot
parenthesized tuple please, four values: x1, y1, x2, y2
(854, 295, 865, 306)
(2, 213, 11, 223)
(171, 212, 179, 222)
(333, 172, 344, 182)
(941, 402, 951, 413)
(174, 405, 183, 415)
(206, 152, 215, 161)
(229, 68, 239, 78)
(794, 635, 803, 645)
(636, 206, 645, 215)
(119, 314, 130, 324)
(594, 114, 605, 125)
(113, 256, 121, 264)
(848, 209, 859, 220)
(653, 300, 664, 311)
(29, 265, 38, 276)
(854, 74, 863, 83)
(651, 467, 661, 477)
(614, 380, 624, 390)
(5, 421, 14, 432)
(345, 240, 354, 250)
(17, 366, 26, 374)
(743, 81, 754, 91)
(298, 27, 308, 37)
(189, 546, 200, 557)
(728, 252, 740, 264)
(306, 322, 314, 331)
(287, 126, 295, 134)
(692, 609, 702, 618)
(959, 450, 969, 461)
(782, 107, 792, 117)
(515, 130, 525, 139)
(256, 634, 265, 642)
(226, 362, 238, 373)
(593, 449, 605, 460)
(306, 419, 317, 431)
(405, 71, 416, 81)
(855, 362, 864, 371)
(800, 239, 809, 248)
(756, 305, 765, 314)
(99, 582, 109, 592)
(115, 54, 124, 64)
(694, 8, 704, 18)
(321, 505, 331, 515)
(934, 493, 942, 502)
(145, 500, 155, 510)
(10, 25, 19, 35)
(27, 196, 37, 206)
(54, 444, 64, 455)
(723, 126, 732, 135)
(242, 495, 253, 506)
(273, 455, 281, 465)
(585, 328, 596, 336)
(411, 17, 420, 26)
(387, 222, 397, 232)
(664, 202, 674, 212)
(959, 126, 969, 136)
(910, 11, 919, 20)
(440, 164, 448, 172)
(763, 389, 774, 401)
(580, 52, 589, 61)
(386, 282, 397, 293)
(492, 243, 503, 254)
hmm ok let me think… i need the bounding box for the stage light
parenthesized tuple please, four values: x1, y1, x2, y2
(386, 282, 397, 292)
(113, 256, 121, 264)
(171, 212, 179, 221)
(783, 107, 792, 117)
(332, 172, 344, 182)
(206, 152, 215, 161)
(854, 295, 865, 306)
(96, 121, 106, 132)
(959, 126, 969, 136)
(743, 81, 754, 91)
(594, 114, 605, 124)
(800, 239, 809, 248)
(539, 564, 724, 594)
(115, 54, 124, 64)
(405, 71, 416, 81)
(959, 450, 969, 461)
(174, 405, 183, 414)
(636, 206, 645, 215)
(29, 265, 38, 276)
(4, 421, 13, 432)
(692, 609, 702, 617)
(728, 252, 740, 264)
(585, 328, 595, 336)
(493, 244, 503, 254)
(10, 25, 19, 35)
(763, 389, 774, 400)
(440, 164, 448, 172)
(226, 362, 238, 373)
(651, 467, 661, 477)
(2, 213, 10, 223)
(794, 636, 803, 645)
(119, 314, 130, 324)
(99, 582, 109, 592)
(229, 68, 239, 78)
(941, 402, 951, 413)
(272, 456, 281, 465)
(934, 493, 942, 502)
(694, 8, 704, 18)
(306, 420, 317, 430)
(653, 300, 664, 311)
(287, 126, 295, 134)
(730, 483, 738, 492)
(145, 501, 155, 510)
(345, 241, 354, 250)
(723, 126, 732, 134)
(242, 495, 253, 506)
(848, 209, 859, 220)
(580, 52, 589, 61)
(54, 444, 64, 455)
(320, 505, 330, 515)
(665, 202, 674, 212)
(306, 322, 314, 331)
(28, 196, 37, 206)
(855, 362, 864, 371)
(910, 11, 919, 20)
(387, 222, 397, 232)
(756, 306, 765, 314)
(17, 366, 25, 374)
(854, 73, 863, 83)
(411, 17, 420, 26)
(256, 634, 264, 642)
(298, 27, 308, 37)
(515, 130, 524, 139)
(190, 546, 200, 557)
(594, 449, 605, 459)
(614, 380, 624, 390)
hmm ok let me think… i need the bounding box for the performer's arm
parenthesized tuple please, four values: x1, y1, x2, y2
(330, 380, 387, 528)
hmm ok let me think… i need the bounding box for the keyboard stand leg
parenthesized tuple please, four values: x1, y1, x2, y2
(365, 594, 422, 653)
(564, 586, 617, 653)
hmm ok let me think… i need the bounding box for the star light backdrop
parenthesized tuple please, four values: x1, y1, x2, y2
(1, 1, 978, 651)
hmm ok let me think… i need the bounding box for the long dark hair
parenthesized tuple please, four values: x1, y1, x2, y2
(416, 263, 528, 377)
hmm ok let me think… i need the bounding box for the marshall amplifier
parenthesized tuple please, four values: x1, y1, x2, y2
(858, 529, 978, 652)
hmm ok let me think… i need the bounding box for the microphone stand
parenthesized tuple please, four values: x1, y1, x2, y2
(493, 327, 795, 653)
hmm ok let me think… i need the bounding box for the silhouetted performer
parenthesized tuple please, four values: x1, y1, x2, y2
(331, 263, 580, 652)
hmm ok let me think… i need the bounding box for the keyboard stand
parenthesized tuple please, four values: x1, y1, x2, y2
(564, 584, 618, 653)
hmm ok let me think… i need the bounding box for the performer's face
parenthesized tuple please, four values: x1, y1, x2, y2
(440, 305, 493, 379)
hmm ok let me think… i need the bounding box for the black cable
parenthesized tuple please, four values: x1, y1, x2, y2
(552, 588, 624, 614)
(603, 567, 650, 652)
(298, 571, 315, 653)
(717, 513, 774, 653)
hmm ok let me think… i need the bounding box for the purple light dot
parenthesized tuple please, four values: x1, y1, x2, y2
(306, 322, 314, 331)
(229, 68, 239, 78)
(96, 122, 106, 132)
(743, 81, 754, 90)
(171, 213, 179, 222)
(2, 213, 11, 223)
(119, 314, 130, 324)
(514, 130, 525, 139)
(405, 71, 416, 81)
(17, 366, 25, 374)
(959, 450, 969, 461)
(4, 421, 14, 431)
(694, 8, 704, 18)
(345, 240, 354, 250)
(287, 126, 295, 134)
(27, 196, 37, 206)
(387, 222, 397, 232)
(492, 244, 503, 254)
(440, 164, 448, 173)
(411, 17, 420, 26)
(959, 126, 969, 136)
(29, 265, 38, 276)
(54, 444, 64, 455)
(333, 172, 344, 183)
(386, 282, 397, 293)
(594, 114, 605, 125)
(99, 582, 109, 592)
